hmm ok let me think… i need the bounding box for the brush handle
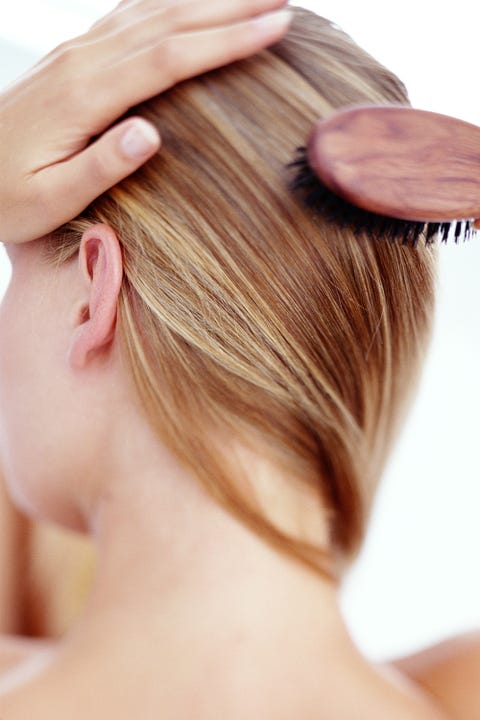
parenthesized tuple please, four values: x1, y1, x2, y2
(308, 105, 480, 223)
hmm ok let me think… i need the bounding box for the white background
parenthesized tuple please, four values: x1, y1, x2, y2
(0, 1, 479, 662)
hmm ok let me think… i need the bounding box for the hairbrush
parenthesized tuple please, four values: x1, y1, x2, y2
(288, 104, 480, 246)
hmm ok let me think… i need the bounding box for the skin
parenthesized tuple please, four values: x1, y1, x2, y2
(0, 477, 26, 636)
(392, 634, 480, 720)
(0, 504, 95, 639)
(0, 232, 448, 719)
(0, 1, 476, 717)
(0, 0, 294, 245)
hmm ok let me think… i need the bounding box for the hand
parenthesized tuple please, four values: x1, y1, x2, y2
(0, 0, 292, 245)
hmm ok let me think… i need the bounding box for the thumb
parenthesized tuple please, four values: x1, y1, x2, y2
(42, 117, 161, 227)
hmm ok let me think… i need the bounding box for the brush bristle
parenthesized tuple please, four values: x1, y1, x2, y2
(287, 147, 476, 247)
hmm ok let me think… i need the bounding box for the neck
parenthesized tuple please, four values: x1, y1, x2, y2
(75, 447, 343, 645)
(57, 444, 358, 713)
(3, 447, 446, 719)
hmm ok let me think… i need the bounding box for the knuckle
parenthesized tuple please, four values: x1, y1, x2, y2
(88, 151, 111, 186)
(99, 10, 128, 34)
(48, 39, 70, 59)
(160, 3, 183, 30)
(153, 38, 181, 82)
(38, 41, 70, 72)
(49, 41, 78, 69)
(89, 16, 117, 34)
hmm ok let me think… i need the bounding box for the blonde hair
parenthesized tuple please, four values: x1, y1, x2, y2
(49, 8, 436, 580)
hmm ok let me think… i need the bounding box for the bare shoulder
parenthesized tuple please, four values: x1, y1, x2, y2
(0, 635, 59, 720)
(0, 478, 29, 635)
(0, 635, 54, 676)
(391, 631, 480, 720)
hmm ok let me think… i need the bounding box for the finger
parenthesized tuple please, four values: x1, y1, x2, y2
(114, 0, 289, 33)
(88, 0, 137, 31)
(95, 0, 290, 58)
(35, 118, 161, 234)
(92, 9, 293, 125)
(90, 0, 288, 37)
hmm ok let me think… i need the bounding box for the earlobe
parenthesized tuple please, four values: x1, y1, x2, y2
(68, 224, 123, 370)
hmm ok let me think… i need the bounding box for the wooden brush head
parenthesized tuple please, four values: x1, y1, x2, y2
(307, 105, 480, 225)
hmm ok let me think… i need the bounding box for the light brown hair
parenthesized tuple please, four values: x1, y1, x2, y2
(48, 7, 436, 580)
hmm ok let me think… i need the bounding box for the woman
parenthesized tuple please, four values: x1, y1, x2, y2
(0, 2, 476, 717)
(0, 0, 295, 640)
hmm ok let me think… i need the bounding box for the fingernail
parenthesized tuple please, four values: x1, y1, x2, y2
(121, 120, 160, 159)
(254, 8, 293, 34)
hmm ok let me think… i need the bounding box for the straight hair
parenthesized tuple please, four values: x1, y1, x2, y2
(48, 7, 436, 580)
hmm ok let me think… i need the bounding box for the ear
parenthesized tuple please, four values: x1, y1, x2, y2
(68, 223, 123, 370)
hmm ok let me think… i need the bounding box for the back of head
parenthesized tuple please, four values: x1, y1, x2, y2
(50, 7, 436, 578)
